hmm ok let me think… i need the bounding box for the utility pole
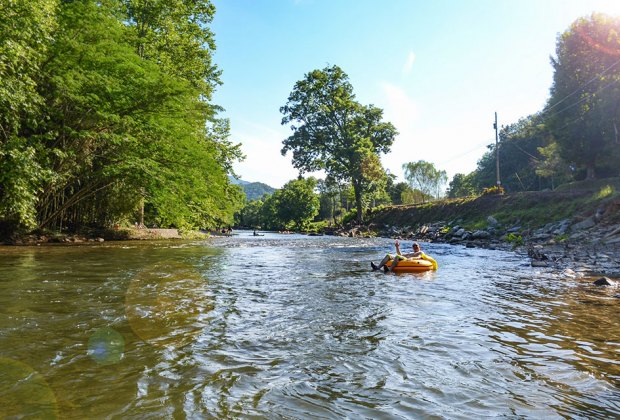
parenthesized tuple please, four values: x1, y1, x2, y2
(493, 112, 501, 187)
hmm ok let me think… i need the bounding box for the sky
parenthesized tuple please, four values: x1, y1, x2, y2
(211, 0, 620, 189)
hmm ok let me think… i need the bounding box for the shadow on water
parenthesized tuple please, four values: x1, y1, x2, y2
(0, 233, 618, 418)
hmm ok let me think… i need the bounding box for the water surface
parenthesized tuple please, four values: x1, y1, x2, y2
(0, 232, 618, 418)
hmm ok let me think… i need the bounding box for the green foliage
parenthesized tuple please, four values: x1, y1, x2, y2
(546, 13, 620, 179)
(481, 185, 505, 195)
(594, 184, 614, 199)
(280, 65, 397, 224)
(0, 0, 243, 235)
(401, 188, 431, 204)
(447, 173, 477, 198)
(472, 114, 560, 193)
(341, 208, 358, 226)
(0, 0, 58, 230)
(534, 141, 572, 189)
(402, 160, 447, 202)
(505, 233, 524, 247)
(386, 180, 411, 205)
(237, 198, 266, 228)
(274, 177, 320, 231)
(242, 182, 276, 201)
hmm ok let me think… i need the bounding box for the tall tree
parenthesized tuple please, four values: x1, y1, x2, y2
(447, 173, 476, 198)
(275, 177, 319, 231)
(546, 13, 620, 179)
(280, 65, 397, 224)
(402, 160, 447, 203)
(0, 0, 58, 232)
(473, 114, 556, 192)
(0, 0, 243, 235)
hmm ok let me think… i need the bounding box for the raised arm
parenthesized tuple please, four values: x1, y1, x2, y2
(395, 239, 401, 255)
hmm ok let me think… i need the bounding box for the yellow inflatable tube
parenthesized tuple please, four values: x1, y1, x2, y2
(386, 254, 438, 272)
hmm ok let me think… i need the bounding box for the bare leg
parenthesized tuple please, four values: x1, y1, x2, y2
(372, 254, 393, 270)
(378, 254, 392, 269)
(388, 255, 404, 272)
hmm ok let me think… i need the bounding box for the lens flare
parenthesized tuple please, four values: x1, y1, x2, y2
(0, 357, 58, 418)
(88, 327, 125, 365)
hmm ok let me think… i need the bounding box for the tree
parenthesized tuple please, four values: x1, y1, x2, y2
(546, 13, 620, 179)
(0, 0, 58, 232)
(534, 142, 572, 189)
(237, 198, 265, 228)
(447, 173, 476, 198)
(316, 177, 341, 224)
(275, 178, 319, 231)
(402, 161, 447, 203)
(472, 114, 556, 192)
(0, 0, 244, 235)
(280, 65, 397, 224)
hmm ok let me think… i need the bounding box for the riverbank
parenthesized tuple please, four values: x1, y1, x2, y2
(344, 178, 620, 278)
(2, 227, 204, 245)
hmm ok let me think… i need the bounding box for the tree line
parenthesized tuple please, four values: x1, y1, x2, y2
(238, 13, 620, 231)
(0, 0, 244, 236)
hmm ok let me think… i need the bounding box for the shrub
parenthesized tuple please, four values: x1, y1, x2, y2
(481, 185, 505, 195)
(505, 232, 523, 247)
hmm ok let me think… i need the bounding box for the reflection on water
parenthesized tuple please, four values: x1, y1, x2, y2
(0, 232, 618, 418)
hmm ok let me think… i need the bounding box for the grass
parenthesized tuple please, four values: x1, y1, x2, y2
(366, 177, 620, 233)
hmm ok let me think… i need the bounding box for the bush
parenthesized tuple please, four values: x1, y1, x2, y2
(481, 185, 505, 195)
(505, 232, 523, 247)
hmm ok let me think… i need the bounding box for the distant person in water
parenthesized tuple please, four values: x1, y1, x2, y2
(371, 240, 437, 272)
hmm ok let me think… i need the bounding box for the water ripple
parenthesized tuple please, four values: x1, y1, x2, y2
(0, 233, 618, 418)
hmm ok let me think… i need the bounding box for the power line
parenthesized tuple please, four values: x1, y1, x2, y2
(544, 55, 620, 113)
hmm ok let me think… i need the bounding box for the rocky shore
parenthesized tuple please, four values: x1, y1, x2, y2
(371, 217, 619, 277)
(3, 227, 186, 245)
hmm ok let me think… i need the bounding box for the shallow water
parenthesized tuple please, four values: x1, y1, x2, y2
(0, 231, 618, 418)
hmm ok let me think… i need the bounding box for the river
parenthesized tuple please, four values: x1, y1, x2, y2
(0, 231, 618, 418)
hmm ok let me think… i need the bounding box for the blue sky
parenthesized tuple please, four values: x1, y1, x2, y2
(211, 0, 620, 188)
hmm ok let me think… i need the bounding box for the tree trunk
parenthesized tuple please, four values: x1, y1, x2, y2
(586, 164, 596, 180)
(353, 182, 363, 224)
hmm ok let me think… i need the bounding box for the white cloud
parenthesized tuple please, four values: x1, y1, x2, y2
(402, 50, 416, 75)
(230, 120, 295, 188)
(379, 82, 419, 138)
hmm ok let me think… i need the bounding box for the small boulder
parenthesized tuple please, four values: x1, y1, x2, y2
(572, 217, 596, 231)
(472, 230, 491, 239)
(593, 277, 618, 287)
(531, 260, 549, 267)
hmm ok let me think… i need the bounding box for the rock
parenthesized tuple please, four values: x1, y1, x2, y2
(455, 228, 465, 237)
(96, 237, 105, 242)
(594, 206, 606, 222)
(531, 260, 549, 267)
(562, 268, 576, 278)
(593, 277, 618, 287)
(472, 230, 491, 239)
(572, 217, 596, 231)
(552, 219, 571, 235)
(487, 216, 498, 226)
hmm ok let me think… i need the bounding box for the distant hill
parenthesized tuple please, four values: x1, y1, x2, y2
(229, 176, 276, 201)
(243, 182, 276, 201)
(228, 176, 251, 186)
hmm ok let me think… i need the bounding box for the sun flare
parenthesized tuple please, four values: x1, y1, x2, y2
(592, 0, 620, 16)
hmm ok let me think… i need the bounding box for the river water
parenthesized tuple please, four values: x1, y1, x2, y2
(0, 231, 618, 418)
